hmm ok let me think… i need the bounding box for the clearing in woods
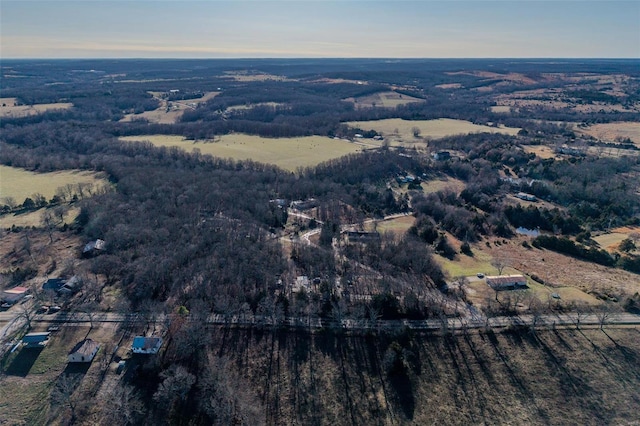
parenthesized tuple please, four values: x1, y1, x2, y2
(344, 91, 424, 109)
(346, 118, 521, 142)
(120, 91, 219, 124)
(0, 98, 73, 118)
(120, 134, 365, 171)
(0, 166, 109, 203)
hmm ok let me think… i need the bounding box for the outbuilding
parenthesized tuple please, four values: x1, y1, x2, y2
(68, 339, 100, 363)
(486, 275, 528, 290)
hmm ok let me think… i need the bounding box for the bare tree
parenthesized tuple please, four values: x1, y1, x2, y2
(100, 384, 145, 426)
(595, 305, 613, 330)
(50, 373, 83, 423)
(490, 257, 508, 275)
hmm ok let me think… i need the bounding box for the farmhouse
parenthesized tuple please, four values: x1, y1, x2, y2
(68, 339, 100, 363)
(22, 332, 50, 348)
(132, 336, 163, 354)
(486, 275, 528, 290)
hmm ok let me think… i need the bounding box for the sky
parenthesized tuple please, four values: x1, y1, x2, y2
(1, 1, 639, 58)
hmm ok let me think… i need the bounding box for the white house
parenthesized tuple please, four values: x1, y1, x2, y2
(68, 339, 100, 363)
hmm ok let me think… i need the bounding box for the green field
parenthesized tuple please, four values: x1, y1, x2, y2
(346, 118, 521, 141)
(0, 166, 108, 204)
(120, 134, 365, 171)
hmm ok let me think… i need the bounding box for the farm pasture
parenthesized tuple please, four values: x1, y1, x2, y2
(120, 134, 365, 171)
(0, 98, 73, 118)
(575, 122, 640, 145)
(344, 91, 424, 109)
(346, 118, 520, 142)
(0, 166, 109, 204)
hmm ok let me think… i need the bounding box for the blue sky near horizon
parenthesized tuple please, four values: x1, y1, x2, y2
(1, 1, 638, 58)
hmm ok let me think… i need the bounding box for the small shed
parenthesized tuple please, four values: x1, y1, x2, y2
(83, 239, 106, 257)
(22, 332, 50, 348)
(68, 339, 100, 363)
(2, 286, 29, 304)
(132, 336, 163, 354)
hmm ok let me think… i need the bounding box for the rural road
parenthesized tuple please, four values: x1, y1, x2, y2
(1, 310, 639, 335)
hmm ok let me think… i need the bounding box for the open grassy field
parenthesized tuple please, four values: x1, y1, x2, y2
(593, 226, 640, 252)
(346, 118, 521, 142)
(482, 236, 640, 297)
(575, 122, 640, 145)
(0, 98, 73, 118)
(523, 144, 557, 159)
(120, 134, 365, 171)
(366, 215, 415, 235)
(0, 207, 80, 229)
(345, 91, 424, 109)
(0, 166, 109, 204)
(490, 105, 512, 113)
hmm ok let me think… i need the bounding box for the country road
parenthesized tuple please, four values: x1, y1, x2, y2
(1, 310, 639, 336)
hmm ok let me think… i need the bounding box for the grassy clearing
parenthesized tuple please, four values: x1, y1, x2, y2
(0, 206, 80, 229)
(0, 98, 73, 118)
(346, 118, 521, 142)
(120, 91, 219, 124)
(435, 249, 500, 279)
(120, 134, 365, 171)
(0, 166, 109, 204)
(345, 91, 424, 109)
(421, 177, 466, 194)
(523, 144, 557, 159)
(490, 105, 512, 113)
(367, 215, 415, 235)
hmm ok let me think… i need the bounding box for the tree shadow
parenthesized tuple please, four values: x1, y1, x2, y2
(5, 347, 43, 377)
(386, 370, 415, 421)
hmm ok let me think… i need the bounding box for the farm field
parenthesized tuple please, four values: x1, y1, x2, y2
(0, 166, 108, 203)
(346, 118, 521, 142)
(120, 134, 365, 171)
(575, 122, 640, 145)
(344, 91, 424, 109)
(593, 226, 640, 252)
(0, 98, 73, 118)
